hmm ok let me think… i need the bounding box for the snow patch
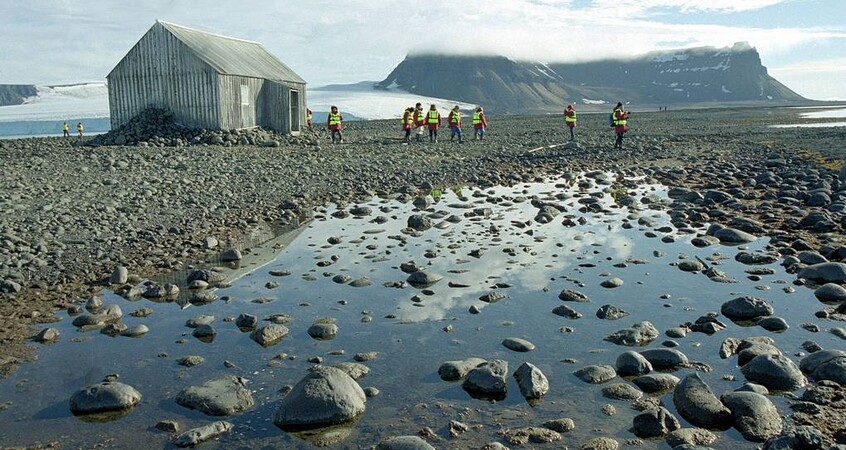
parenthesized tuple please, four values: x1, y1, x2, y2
(581, 99, 606, 105)
(0, 83, 109, 122)
(310, 83, 475, 120)
(721, 85, 732, 94)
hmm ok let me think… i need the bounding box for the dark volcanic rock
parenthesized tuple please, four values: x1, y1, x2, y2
(273, 366, 366, 429)
(721, 391, 782, 442)
(721, 296, 774, 321)
(672, 373, 731, 429)
(69, 381, 142, 415)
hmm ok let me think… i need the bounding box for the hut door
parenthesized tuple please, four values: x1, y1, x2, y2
(289, 90, 300, 132)
(240, 84, 251, 128)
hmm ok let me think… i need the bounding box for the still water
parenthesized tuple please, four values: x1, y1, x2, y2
(0, 174, 836, 449)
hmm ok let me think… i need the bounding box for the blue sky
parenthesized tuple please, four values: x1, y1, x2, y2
(1, 0, 844, 100)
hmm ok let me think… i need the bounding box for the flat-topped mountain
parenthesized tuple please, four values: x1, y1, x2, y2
(377, 42, 806, 113)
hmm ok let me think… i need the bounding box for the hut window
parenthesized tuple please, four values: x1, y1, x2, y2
(240, 85, 250, 106)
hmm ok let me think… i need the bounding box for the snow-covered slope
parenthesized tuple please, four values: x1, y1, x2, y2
(308, 81, 476, 120)
(0, 81, 473, 125)
(0, 83, 109, 122)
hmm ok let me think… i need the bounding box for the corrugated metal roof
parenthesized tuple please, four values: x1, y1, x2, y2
(158, 20, 306, 84)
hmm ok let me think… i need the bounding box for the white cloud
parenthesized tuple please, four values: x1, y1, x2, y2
(0, 0, 844, 100)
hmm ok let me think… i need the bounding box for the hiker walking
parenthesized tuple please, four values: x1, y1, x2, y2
(414, 103, 425, 142)
(472, 107, 487, 140)
(427, 104, 441, 143)
(76, 122, 84, 139)
(327, 106, 343, 144)
(564, 104, 577, 141)
(62, 122, 70, 138)
(611, 102, 629, 149)
(448, 105, 463, 143)
(306, 108, 313, 130)
(402, 107, 415, 143)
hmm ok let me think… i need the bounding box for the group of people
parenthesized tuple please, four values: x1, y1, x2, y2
(400, 103, 488, 144)
(316, 102, 629, 148)
(308, 104, 489, 145)
(562, 102, 630, 149)
(61, 121, 84, 138)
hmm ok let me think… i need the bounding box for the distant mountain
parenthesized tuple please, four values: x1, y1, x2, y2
(377, 42, 807, 113)
(0, 85, 38, 107)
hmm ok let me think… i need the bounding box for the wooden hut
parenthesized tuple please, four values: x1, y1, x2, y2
(107, 20, 306, 134)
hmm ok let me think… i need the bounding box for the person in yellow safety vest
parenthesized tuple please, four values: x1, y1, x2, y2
(472, 106, 488, 140)
(447, 105, 463, 143)
(612, 102, 629, 150)
(62, 122, 70, 138)
(327, 106, 343, 144)
(402, 107, 415, 143)
(76, 122, 84, 139)
(306, 108, 313, 130)
(426, 104, 441, 143)
(414, 102, 425, 142)
(564, 104, 577, 141)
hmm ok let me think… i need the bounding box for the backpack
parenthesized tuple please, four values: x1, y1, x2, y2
(609, 112, 615, 127)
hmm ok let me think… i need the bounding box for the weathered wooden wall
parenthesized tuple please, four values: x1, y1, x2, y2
(107, 23, 221, 130)
(108, 21, 307, 134)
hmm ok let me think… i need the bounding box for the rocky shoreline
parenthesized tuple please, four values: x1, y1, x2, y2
(0, 106, 843, 379)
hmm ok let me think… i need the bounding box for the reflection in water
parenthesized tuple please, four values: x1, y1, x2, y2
(0, 174, 828, 449)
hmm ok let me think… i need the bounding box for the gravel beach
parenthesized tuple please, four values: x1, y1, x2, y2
(0, 105, 843, 375)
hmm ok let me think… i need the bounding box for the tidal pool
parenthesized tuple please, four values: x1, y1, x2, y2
(0, 173, 836, 449)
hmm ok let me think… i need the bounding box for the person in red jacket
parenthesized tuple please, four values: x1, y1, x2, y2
(402, 107, 415, 143)
(472, 106, 488, 140)
(612, 102, 629, 149)
(426, 104, 441, 143)
(564, 104, 577, 141)
(327, 105, 343, 144)
(447, 105, 463, 143)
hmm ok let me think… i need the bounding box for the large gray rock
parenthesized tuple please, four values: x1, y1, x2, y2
(69, 381, 142, 415)
(741, 354, 806, 391)
(110, 266, 128, 284)
(462, 359, 508, 398)
(250, 324, 289, 347)
(502, 337, 535, 352)
(376, 436, 436, 450)
(604, 321, 659, 346)
(173, 421, 233, 447)
(438, 357, 486, 381)
(721, 391, 782, 442)
(632, 407, 681, 438)
(175, 376, 254, 416)
(798, 262, 846, 283)
(813, 283, 846, 303)
(407, 214, 432, 231)
(616, 351, 652, 376)
(632, 374, 680, 393)
(713, 227, 757, 244)
(672, 373, 731, 429)
(513, 362, 549, 401)
(308, 321, 339, 340)
(640, 348, 689, 369)
(799, 350, 846, 384)
(721, 296, 774, 321)
(666, 428, 718, 447)
(574, 365, 617, 384)
(406, 271, 443, 288)
(558, 289, 590, 302)
(596, 304, 629, 320)
(274, 366, 366, 429)
(71, 304, 123, 327)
